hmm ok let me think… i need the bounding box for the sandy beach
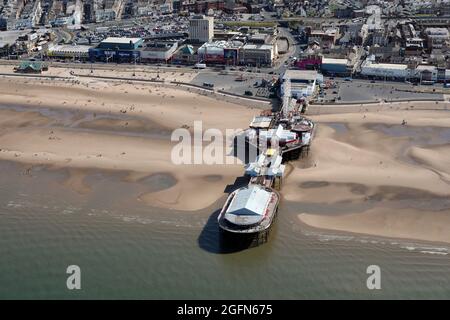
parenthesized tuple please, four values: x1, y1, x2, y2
(292, 110, 450, 244)
(1, 71, 450, 244)
(0, 74, 256, 211)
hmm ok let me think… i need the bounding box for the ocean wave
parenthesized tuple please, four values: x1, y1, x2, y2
(302, 229, 450, 254)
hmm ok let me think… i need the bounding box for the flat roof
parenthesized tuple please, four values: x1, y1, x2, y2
(364, 62, 408, 70)
(250, 33, 267, 40)
(242, 43, 273, 50)
(416, 65, 436, 71)
(101, 37, 142, 44)
(144, 45, 173, 52)
(226, 185, 271, 216)
(322, 57, 347, 65)
(49, 44, 92, 52)
(282, 69, 318, 81)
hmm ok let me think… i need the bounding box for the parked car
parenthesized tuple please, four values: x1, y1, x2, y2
(203, 82, 214, 88)
(244, 90, 253, 96)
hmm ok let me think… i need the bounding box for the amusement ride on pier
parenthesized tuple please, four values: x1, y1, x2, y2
(218, 75, 316, 245)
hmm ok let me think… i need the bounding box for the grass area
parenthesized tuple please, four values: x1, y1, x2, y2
(222, 21, 278, 28)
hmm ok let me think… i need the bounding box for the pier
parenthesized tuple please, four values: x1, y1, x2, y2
(218, 73, 316, 245)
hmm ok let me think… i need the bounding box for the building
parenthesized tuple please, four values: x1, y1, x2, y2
(89, 37, 143, 63)
(172, 44, 197, 64)
(47, 44, 92, 60)
(189, 15, 214, 43)
(223, 184, 275, 226)
(424, 28, 449, 50)
(182, 0, 225, 13)
(240, 44, 274, 66)
(95, 9, 116, 22)
(360, 59, 411, 80)
(98, 37, 143, 50)
(308, 29, 339, 49)
(13, 0, 42, 29)
(405, 37, 424, 55)
(321, 57, 351, 76)
(334, 5, 354, 18)
(281, 70, 318, 98)
(197, 40, 242, 64)
(15, 61, 46, 73)
(295, 55, 322, 70)
(140, 41, 178, 62)
(160, 1, 173, 14)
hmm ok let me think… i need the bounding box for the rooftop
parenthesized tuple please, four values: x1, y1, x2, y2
(144, 42, 177, 52)
(242, 43, 273, 50)
(322, 57, 348, 65)
(101, 37, 142, 44)
(282, 70, 318, 81)
(48, 44, 92, 53)
(226, 185, 272, 217)
(363, 61, 408, 70)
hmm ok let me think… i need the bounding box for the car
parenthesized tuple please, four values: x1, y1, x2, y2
(344, 77, 352, 82)
(244, 91, 253, 96)
(203, 82, 214, 88)
(370, 80, 376, 83)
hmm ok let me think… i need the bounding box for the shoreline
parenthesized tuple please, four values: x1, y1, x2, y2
(1, 74, 450, 244)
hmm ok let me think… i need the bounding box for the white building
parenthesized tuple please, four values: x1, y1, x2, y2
(140, 41, 178, 61)
(224, 184, 274, 226)
(189, 15, 214, 43)
(361, 60, 410, 79)
(281, 70, 318, 98)
(47, 44, 91, 59)
(361, 56, 450, 82)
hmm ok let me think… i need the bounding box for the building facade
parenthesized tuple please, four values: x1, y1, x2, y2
(89, 37, 143, 62)
(189, 15, 214, 43)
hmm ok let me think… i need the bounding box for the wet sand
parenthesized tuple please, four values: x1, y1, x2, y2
(1, 75, 450, 244)
(292, 112, 450, 244)
(0, 77, 255, 211)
